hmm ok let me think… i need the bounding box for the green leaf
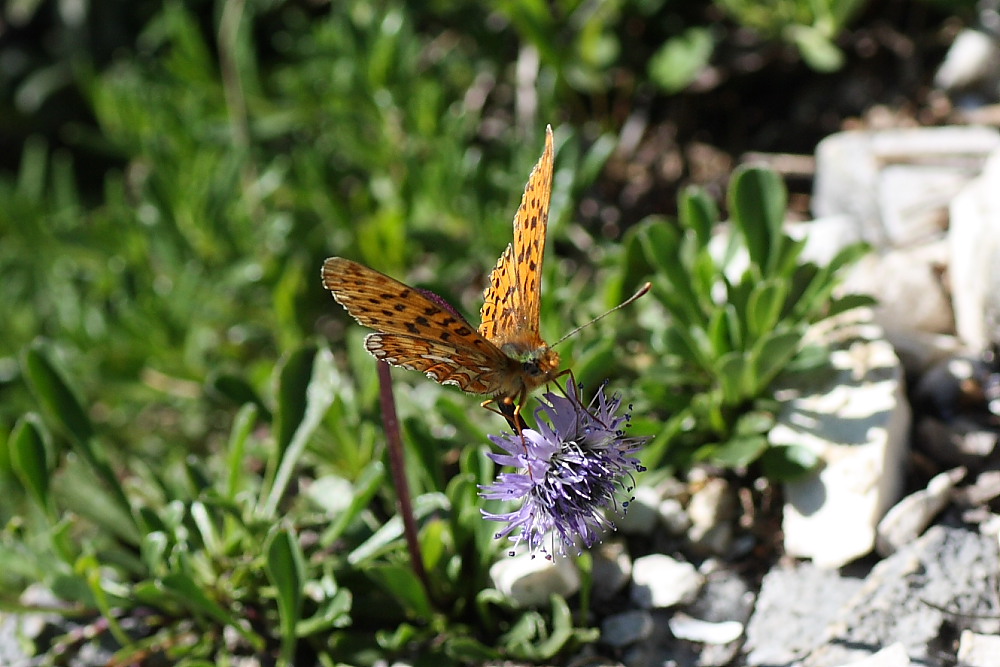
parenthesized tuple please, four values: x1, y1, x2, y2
(716, 352, 751, 405)
(751, 329, 803, 393)
(22, 340, 93, 445)
(678, 185, 718, 245)
(734, 410, 775, 437)
(264, 346, 337, 516)
(728, 167, 787, 273)
(445, 636, 503, 662)
(265, 528, 306, 661)
(9, 414, 52, 516)
(706, 308, 735, 358)
(55, 454, 142, 545)
(296, 587, 352, 636)
(827, 293, 877, 318)
(618, 225, 657, 300)
(225, 403, 258, 501)
(787, 24, 844, 72)
(206, 372, 271, 420)
(161, 572, 264, 650)
(348, 492, 449, 564)
(363, 564, 433, 619)
(760, 443, 820, 480)
(522, 595, 580, 660)
(319, 461, 386, 548)
(708, 434, 769, 468)
(648, 27, 714, 93)
(747, 279, 789, 341)
(274, 344, 317, 459)
(376, 621, 423, 652)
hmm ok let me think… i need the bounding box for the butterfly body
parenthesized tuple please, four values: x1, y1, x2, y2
(323, 126, 559, 416)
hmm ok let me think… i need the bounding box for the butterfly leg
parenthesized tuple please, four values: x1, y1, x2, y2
(480, 397, 525, 434)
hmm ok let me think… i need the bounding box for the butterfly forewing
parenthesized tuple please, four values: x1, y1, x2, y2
(479, 126, 554, 349)
(322, 257, 513, 394)
(323, 127, 560, 412)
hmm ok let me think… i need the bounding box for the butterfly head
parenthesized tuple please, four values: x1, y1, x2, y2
(504, 343, 561, 388)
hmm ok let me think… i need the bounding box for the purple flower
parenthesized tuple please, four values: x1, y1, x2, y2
(479, 382, 648, 557)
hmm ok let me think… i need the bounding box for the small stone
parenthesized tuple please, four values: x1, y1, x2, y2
(489, 552, 580, 607)
(957, 629, 1000, 667)
(617, 485, 661, 535)
(667, 613, 743, 644)
(601, 609, 655, 647)
(876, 467, 966, 557)
(834, 642, 912, 667)
(591, 541, 632, 600)
(630, 554, 703, 609)
(658, 497, 691, 535)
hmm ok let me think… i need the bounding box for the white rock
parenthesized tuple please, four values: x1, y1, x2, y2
(489, 552, 580, 607)
(842, 242, 954, 340)
(657, 497, 691, 535)
(813, 127, 1000, 249)
(686, 477, 736, 556)
(616, 484, 661, 535)
(667, 612, 743, 644)
(878, 165, 967, 247)
(630, 554, 703, 609)
(935, 29, 1000, 93)
(591, 541, 632, 600)
(876, 467, 966, 556)
(600, 609, 655, 647)
(879, 329, 962, 381)
(686, 477, 733, 533)
(776, 309, 911, 568)
(787, 214, 866, 266)
(949, 148, 1000, 350)
(958, 629, 1000, 667)
(835, 642, 912, 667)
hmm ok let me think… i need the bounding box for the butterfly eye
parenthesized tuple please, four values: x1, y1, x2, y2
(522, 360, 543, 377)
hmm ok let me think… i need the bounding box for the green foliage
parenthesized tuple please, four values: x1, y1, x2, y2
(0, 1, 624, 662)
(2, 341, 594, 663)
(630, 166, 872, 475)
(715, 0, 865, 71)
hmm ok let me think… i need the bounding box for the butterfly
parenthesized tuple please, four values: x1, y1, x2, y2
(322, 126, 561, 426)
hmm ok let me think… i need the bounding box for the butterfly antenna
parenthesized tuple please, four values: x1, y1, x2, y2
(552, 281, 652, 348)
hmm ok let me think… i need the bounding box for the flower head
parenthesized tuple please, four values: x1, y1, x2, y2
(479, 382, 648, 557)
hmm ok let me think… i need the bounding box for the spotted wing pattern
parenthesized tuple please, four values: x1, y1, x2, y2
(322, 257, 512, 394)
(365, 334, 508, 393)
(479, 125, 554, 349)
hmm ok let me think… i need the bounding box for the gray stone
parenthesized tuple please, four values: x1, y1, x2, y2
(591, 540, 632, 601)
(601, 609, 655, 648)
(802, 525, 1000, 666)
(875, 467, 966, 557)
(744, 561, 864, 666)
(617, 485, 662, 535)
(949, 148, 1000, 350)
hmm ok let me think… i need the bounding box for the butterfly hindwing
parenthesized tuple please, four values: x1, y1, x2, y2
(365, 333, 509, 394)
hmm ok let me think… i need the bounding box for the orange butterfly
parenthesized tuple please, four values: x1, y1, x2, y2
(322, 126, 561, 424)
